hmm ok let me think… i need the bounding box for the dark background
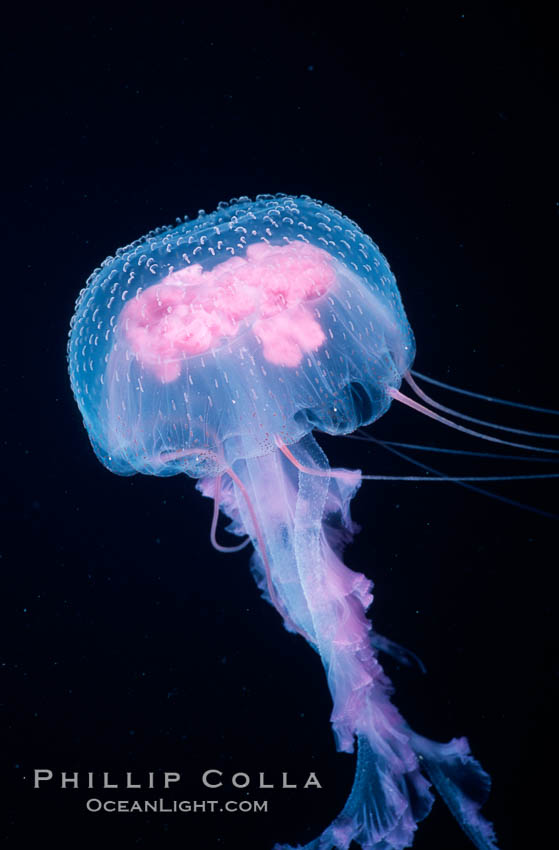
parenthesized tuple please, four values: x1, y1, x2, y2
(2, 4, 557, 848)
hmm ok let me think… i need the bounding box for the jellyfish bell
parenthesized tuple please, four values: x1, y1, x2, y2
(68, 194, 415, 481)
(69, 194, 557, 850)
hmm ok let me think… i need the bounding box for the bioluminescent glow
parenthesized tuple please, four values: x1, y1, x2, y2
(68, 194, 558, 849)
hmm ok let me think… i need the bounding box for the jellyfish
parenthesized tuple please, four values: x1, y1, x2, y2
(67, 194, 557, 849)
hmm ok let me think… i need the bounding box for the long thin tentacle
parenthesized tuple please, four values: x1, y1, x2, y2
(388, 387, 559, 454)
(210, 474, 251, 553)
(410, 369, 559, 415)
(346, 436, 559, 462)
(405, 372, 559, 439)
(363, 432, 558, 519)
(276, 436, 559, 483)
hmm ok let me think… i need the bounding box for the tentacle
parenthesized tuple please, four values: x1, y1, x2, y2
(346, 435, 559, 462)
(369, 632, 426, 674)
(368, 434, 558, 519)
(275, 433, 559, 518)
(405, 371, 559, 440)
(388, 387, 559, 454)
(209, 474, 251, 552)
(276, 435, 559, 482)
(410, 369, 559, 416)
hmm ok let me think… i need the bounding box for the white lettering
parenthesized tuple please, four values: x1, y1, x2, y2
(259, 772, 273, 789)
(126, 772, 141, 789)
(164, 772, 180, 788)
(34, 769, 53, 788)
(202, 769, 223, 788)
(304, 772, 322, 789)
(232, 772, 250, 788)
(61, 772, 79, 789)
(103, 772, 118, 789)
(282, 772, 296, 789)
